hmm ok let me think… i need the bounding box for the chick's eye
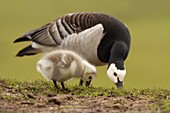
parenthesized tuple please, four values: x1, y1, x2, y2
(88, 76, 92, 80)
(114, 72, 117, 76)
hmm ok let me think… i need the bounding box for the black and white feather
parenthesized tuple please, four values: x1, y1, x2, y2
(14, 12, 131, 88)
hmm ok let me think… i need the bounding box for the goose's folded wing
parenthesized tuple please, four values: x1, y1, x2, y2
(14, 12, 102, 47)
(61, 24, 105, 49)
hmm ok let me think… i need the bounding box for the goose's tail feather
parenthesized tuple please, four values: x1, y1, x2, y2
(16, 45, 40, 57)
(14, 36, 31, 43)
(13, 29, 36, 43)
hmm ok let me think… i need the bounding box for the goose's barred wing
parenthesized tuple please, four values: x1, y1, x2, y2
(14, 13, 101, 46)
(62, 12, 98, 33)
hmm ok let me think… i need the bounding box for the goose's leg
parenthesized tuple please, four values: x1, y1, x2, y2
(79, 79, 84, 86)
(53, 80, 59, 89)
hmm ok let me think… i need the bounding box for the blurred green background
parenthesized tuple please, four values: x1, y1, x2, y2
(0, 0, 170, 89)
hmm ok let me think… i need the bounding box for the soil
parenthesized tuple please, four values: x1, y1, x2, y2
(0, 79, 168, 113)
(0, 94, 159, 113)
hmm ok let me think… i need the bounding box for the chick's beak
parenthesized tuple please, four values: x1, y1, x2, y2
(85, 81, 91, 87)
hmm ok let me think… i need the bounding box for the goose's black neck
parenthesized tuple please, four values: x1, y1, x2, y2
(108, 41, 128, 70)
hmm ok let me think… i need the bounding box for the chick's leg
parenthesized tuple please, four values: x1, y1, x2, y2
(53, 80, 59, 89)
(60, 82, 66, 89)
(79, 79, 84, 86)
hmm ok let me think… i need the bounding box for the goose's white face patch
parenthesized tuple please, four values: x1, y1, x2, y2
(107, 63, 126, 84)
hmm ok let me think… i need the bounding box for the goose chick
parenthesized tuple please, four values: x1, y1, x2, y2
(36, 50, 96, 89)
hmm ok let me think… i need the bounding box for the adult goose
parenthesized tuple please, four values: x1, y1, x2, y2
(14, 12, 131, 88)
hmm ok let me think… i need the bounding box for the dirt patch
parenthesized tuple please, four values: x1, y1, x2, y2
(0, 79, 169, 113)
(0, 94, 159, 113)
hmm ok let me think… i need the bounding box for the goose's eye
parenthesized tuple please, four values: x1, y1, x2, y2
(88, 76, 92, 80)
(114, 72, 117, 76)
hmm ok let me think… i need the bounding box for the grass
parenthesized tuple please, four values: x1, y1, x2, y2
(0, 78, 170, 112)
(0, 0, 170, 89)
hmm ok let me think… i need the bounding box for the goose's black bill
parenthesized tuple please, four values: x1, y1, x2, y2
(115, 81, 123, 89)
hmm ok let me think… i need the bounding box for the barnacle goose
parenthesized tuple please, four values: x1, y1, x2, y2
(14, 12, 131, 88)
(37, 50, 96, 89)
